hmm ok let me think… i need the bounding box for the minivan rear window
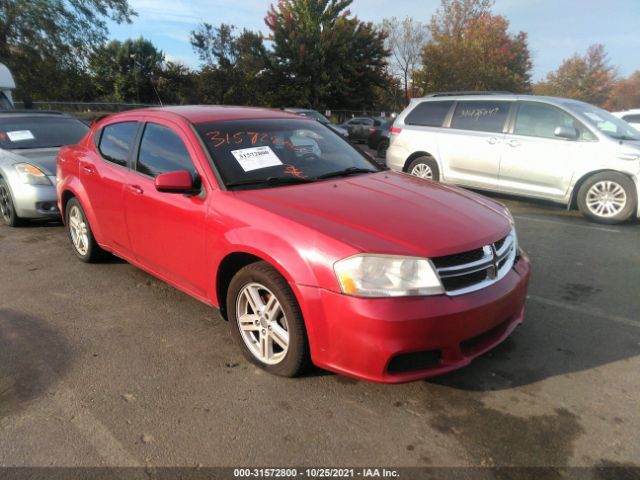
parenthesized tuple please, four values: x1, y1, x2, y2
(405, 101, 453, 127)
(450, 101, 511, 133)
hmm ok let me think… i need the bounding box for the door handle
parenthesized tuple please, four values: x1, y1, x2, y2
(127, 184, 144, 195)
(507, 139, 520, 148)
(486, 137, 499, 145)
(82, 165, 94, 174)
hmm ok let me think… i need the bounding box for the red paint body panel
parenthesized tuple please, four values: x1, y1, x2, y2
(57, 106, 531, 383)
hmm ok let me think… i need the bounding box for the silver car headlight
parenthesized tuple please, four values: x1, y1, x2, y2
(14, 163, 52, 185)
(334, 254, 444, 297)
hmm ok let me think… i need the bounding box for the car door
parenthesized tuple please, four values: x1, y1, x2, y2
(82, 121, 141, 253)
(122, 118, 209, 297)
(498, 101, 591, 201)
(436, 100, 513, 190)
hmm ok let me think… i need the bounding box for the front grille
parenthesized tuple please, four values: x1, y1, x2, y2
(432, 232, 517, 296)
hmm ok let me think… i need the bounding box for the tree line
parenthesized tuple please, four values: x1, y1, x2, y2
(1, 0, 637, 112)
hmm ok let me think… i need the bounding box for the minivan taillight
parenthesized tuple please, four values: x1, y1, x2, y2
(390, 127, 402, 134)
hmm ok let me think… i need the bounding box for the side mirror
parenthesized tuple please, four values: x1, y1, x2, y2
(554, 126, 579, 140)
(155, 170, 194, 193)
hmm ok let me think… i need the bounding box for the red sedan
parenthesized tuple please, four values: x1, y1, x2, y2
(56, 106, 530, 383)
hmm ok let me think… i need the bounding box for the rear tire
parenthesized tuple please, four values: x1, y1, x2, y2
(576, 172, 636, 224)
(227, 261, 310, 377)
(0, 178, 25, 227)
(65, 197, 107, 262)
(407, 156, 440, 181)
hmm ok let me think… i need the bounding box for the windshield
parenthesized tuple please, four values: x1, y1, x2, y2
(195, 118, 380, 189)
(0, 116, 89, 149)
(570, 103, 640, 141)
(297, 110, 331, 124)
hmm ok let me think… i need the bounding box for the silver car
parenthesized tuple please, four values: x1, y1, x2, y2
(0, 111, 88, 226)
(386, 93, 640, 224)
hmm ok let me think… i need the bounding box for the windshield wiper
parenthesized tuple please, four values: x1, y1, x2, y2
(226, 176, 317, 188)
(316, 167, 377, 180)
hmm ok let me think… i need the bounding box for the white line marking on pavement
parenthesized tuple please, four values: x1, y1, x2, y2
(51, 386, 141, 466)
(527, 295, 639, 329)
(513, 215, 621, 234)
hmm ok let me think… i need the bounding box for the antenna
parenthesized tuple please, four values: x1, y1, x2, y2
(151, 79, 164, 107)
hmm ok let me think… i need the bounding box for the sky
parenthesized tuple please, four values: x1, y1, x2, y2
(107, 0, 640, 81)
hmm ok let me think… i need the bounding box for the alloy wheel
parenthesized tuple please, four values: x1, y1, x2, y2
(68, 205, 89, 256)
(236, 282, 289, 365)
(585, 181, 627, 218)
(0, 184, 11, 222)
(410, 163, 433, 179)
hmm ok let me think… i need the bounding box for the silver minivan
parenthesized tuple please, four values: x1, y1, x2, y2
(386, 93, 640, 224)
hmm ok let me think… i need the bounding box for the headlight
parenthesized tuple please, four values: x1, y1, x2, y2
(14, 163, 52, 185)
(334, 254, 444, 297)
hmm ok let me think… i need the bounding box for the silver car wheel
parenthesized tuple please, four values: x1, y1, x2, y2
(585, 181, 627, 218)
(68, 205, 89, 256)
(410, 163, 433, 179)
(0, 184, 11, 221)
(236, 282, 289, 365)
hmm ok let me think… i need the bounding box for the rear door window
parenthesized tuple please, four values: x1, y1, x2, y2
(622, 114, 640, 123)
(405, 101, 454, 127)
(136, 123, 195, 178)
(98, 122, 139, 167)
(450, 101, 511, 133)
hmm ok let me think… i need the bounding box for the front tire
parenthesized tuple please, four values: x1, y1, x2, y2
(227, 261, 310, 377)
(407, 156, 440, 181)
(577, 172, 636, 224)
(376, 139, 389, 159)
(0, 178, 25, 227)
(65, 198, 107, 262)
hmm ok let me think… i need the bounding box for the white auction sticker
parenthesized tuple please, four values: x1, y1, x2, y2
(231, 146, 283, 172)
(7, 130, 35, 142)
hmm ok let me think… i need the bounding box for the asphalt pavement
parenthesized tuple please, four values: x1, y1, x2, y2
(1, 183, 639, 472)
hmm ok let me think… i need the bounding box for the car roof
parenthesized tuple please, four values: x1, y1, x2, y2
(0, 110, 71, 119)
(613, 109, 640, 115)
(137, 105, 303, 124)
(414, 93, 593, 109)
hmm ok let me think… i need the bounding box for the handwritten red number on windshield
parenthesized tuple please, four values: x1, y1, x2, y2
(284, 164, 307, 178)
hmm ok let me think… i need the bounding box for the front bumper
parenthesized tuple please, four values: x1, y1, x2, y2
(11, 175, 60, 219)
(299, 253, 531, 383)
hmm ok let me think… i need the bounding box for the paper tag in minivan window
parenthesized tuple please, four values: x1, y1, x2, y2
(231, 146, 283, 172)
(6, 130, 35, 142)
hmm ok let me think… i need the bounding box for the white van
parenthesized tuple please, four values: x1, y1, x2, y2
(0, 63, 16, 110)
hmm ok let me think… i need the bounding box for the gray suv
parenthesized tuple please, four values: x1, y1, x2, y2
(386, 93, 640, 224)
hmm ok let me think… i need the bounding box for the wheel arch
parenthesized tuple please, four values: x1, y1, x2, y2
(403, 151, 438, 173)
(215, 251, 266, 320)
(568, 169, 638, 210)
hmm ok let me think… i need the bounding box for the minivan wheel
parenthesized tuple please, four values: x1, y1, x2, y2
(577, 172, 636, 224)
(227, 261, 310, 377)
(65, 198, 107, 262)
(0, 178, 25, 227)
(408, 157, 440, 181)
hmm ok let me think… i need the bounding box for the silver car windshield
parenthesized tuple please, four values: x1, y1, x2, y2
(570, 103, 640, 141)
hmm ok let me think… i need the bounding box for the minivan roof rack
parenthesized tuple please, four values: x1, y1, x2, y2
(422, 91, 513, 98)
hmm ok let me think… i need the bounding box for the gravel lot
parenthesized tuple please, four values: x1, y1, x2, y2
(0, 184, 639, 472)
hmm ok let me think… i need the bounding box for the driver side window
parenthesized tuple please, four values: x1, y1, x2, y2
(136, 123, 196, 178)
(514, 102, 594, 140)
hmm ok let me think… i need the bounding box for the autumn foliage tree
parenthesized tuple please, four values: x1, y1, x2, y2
(605, 71, 640, 111)
(265, 0, 389, 110)
(418, 0, 531, 93)
(534, 44, 617, 107)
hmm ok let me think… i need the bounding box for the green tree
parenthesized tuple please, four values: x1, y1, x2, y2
(89, 38, 164, 103)
(265, 0, 389, 110)
(0, 0, 135, 101)
(534, 44, 617, 107)
(418, 0, 531, 93)
(190, 23, 270, 105)
(157, 62, 197, 105)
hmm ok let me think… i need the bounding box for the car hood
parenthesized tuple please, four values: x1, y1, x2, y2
(234, 171, 512, 258)
(1, 147, 60, 175)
